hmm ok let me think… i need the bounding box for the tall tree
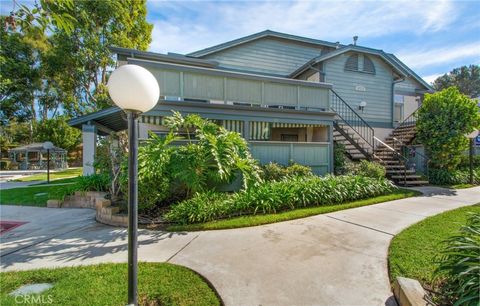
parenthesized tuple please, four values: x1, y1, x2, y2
(44, 0, 153, 115)
(433, 65, 480, 98)
(0, 16, 41, 125)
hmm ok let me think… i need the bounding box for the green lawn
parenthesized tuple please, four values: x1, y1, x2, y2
(0, 263, 220, 306)
(0, 181, 77, 206)
(14, 167, 82, 182)
(388, 204, 480, 286)
(168, 188, 421, 231)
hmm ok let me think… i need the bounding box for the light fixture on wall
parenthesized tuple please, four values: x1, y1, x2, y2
(359, 101, 367, 112)
(107, 64, 160, 306)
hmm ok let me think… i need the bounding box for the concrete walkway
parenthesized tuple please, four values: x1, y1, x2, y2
(1, 186, 479, 306)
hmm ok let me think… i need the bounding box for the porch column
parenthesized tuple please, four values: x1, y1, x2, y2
(82, 124, 97, 176)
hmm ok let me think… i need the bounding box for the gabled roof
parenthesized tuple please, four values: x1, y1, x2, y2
(289, 45, 433, 91)
(187, 30, 340, 57)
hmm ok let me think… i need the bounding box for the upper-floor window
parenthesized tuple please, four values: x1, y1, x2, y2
(363, 56, 376, 74)
(344, 54, 376, 74)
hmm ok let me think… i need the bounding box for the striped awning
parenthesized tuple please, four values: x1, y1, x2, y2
(271, 123, 326, 128)
(222, 120, 244, 134)
(250, 121, 271, 140)
(140, 115, 165, 126)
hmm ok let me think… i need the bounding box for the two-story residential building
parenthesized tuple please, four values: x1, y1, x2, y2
(69, 30, 433, 185)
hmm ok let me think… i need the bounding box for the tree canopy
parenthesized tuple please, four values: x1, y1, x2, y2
(433, 65, 480, 98)
(0, 0, 153, 151)
(416, 87, 480, 170)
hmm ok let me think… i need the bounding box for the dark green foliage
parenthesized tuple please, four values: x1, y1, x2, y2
(429, 168, 480, 185)
(121, 112, 262, 212)
(435, 212, 480, 306)
(458, 155, 480, 170)
(165, 175, 396, 224)
(261, 162, 312, 181)
(334, 142, 347, 174)
(416, 87, 480, 170)
(75, 173, 110, 192)
(433, 65, 480, 98)
(345, 160, 386, 178)
(33, 116, 81, 152)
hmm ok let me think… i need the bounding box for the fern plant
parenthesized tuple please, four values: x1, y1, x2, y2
(435, 212, 480, 306)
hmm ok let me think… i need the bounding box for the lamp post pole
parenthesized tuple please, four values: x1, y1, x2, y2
(127, 110, 139, 305)
(107, 64, 160, 306)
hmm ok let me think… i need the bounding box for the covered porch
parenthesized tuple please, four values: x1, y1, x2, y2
(69, 56, 336, 175)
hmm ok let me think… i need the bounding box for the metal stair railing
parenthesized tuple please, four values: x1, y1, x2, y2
(392, 137, 430, 181)
(330, 89, 375, 154)
(397, 109, 418, 129)
(374, 136, 409, 185)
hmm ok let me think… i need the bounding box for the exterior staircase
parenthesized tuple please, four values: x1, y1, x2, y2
(330, 90, 429, 186)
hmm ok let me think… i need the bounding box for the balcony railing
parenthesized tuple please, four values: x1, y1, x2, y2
(129, 58, 332, 111)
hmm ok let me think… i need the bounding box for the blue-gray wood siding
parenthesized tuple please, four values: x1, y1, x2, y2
(201, 37, 325, 76)
(323, 52, 394, 125)
(394, 77, 424, 94)
(249, 141, 330, 175)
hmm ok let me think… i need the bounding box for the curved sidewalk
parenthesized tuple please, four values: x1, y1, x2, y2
(1, 186, 479, 306)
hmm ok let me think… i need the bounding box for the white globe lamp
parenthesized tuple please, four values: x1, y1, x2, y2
(107, 64, 160, 306)
(107, 64, 160, 113)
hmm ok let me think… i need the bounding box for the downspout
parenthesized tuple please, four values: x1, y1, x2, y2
(392, 77, 405, 128)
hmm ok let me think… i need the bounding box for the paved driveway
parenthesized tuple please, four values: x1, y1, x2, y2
(1, 186, 479, 306)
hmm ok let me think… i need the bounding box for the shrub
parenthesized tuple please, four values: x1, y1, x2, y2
(435, 212, 480, 306)
(119, 112, 263, 212)
(334, 142, 347, 174)
(261, 162, 312, 181)
(345, 160, 386, 179)
(416, 87, 480, 170)
(75, 173, 110, 192)
(458, 155, 480, 170)
(165, 175, 396, 224)
(429, 168, 480, 185)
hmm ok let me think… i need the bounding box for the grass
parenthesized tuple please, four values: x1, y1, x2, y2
(14, 167, 83, 182)
(388, 204, 480, 286)
(167, 188, 421, 231)
(0, 262, 221, 306)
(446, 183, 477, 189)
(0, 179, 78, 206)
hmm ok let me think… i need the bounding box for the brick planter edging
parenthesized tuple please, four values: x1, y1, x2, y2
(95, 198, 128, 227)
(46, 191, 128, 227)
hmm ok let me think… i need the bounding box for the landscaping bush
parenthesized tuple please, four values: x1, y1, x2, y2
(165, 175, 396, 224)
(416, 87, 480, 170)
(435, 212, 480, 306)
(334, 142, 347, 175)
(261, 162, 312, 181)
(458, 154, 480, 170)
(345, 160, 386, 179)
(119, 112, 262, 212)
(75, 173, 110, 192)
(429, 168, 480, 186)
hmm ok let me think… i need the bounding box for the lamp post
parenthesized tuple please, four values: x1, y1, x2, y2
(107, 64, 160, 306)
(43, 141, 54, 183)
(466, 130, 478, 185)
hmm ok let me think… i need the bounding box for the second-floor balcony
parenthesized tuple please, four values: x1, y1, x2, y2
(126, 57, 332, 112)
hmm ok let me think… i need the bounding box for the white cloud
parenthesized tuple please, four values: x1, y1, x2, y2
(147, 0, 463, 54)
(397, 42, 480, 69)
(422, 73, 443, 84)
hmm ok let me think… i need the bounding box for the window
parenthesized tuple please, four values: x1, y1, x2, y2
(281, 134, 298, 142)
(344, 54, 376, 74)
(363, 56, 376, 74)
(344, 54, 359, 71)
(394, 94, 405, 104)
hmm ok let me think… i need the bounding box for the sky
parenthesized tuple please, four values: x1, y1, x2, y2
(146, 0, 480, 84)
